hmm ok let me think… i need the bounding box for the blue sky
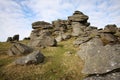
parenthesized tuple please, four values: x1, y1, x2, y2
(0, 0, 120, 41)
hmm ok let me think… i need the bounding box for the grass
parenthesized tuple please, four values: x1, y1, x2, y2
(0, 38, 85, 80)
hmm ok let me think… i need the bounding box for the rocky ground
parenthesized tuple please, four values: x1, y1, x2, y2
(1, 11, 120, 80)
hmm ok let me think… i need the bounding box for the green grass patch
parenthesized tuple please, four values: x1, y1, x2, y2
(0, 39, 85, 80)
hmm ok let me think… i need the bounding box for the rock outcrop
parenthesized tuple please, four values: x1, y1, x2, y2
(29, 21, 57, 48)
(14, 50, 45, 65)
(77, 38, 120, 80)
(8, 43, 33, 56)
(68, 11, 90, 36)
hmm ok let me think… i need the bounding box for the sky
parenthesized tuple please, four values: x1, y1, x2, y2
(0, 0, 120, 41)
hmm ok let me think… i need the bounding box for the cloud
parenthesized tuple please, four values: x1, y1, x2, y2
(0, 0, 120, 41)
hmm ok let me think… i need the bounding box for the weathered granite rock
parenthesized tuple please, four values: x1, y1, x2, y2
(8, 43, 33, 56)
(84, 71, 120, 80)
(55, 33, 71, 42)
(77, 38, 120, 74)
(103, 24, 117, 33)
(32, 21, 52, 29)
(73, 36, 91, 46)
(14, 50, 45, 65)
(71, 22, 86, 36)
(68, 11, 89, 22)
(68, 11, 90, 37)
(100, 33, 118, 45)
(6, 37, 13, 42)
(13, 34, 19, 41)
(29, 30, 57, 47)
(52, 19, 68, 32)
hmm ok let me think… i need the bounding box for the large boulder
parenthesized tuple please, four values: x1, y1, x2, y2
(68, 11, 89, 22)
(100, 33, 118, 45)
(77, 38, 120, 74)
(29, 30, 57, 47)
(14, 50, 45, 65)
(6, 37, 13, 42)
(103, 24, 117, 33)
(13, 34, 19, 41)
(8, 43, 33, 56)
(32, 21, 52, 29)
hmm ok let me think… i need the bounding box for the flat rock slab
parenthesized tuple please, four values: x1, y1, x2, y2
(77, 38, 120, 74)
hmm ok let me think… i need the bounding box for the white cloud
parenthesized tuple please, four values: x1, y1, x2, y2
(0, 0, 120, 41)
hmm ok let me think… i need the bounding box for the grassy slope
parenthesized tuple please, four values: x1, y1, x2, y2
(0, 38, 85, 80)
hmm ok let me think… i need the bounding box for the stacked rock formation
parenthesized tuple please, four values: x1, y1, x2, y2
(29, 21, 57, 48)
(68, 11, 90, 36)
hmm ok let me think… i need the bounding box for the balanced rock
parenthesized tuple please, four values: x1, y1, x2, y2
(68, 11, 88, 22)
(77, 38, 120, 74)
(8, 43, 33, 56)
(68, 11, 90, 36)
(14, 50, 45, 65)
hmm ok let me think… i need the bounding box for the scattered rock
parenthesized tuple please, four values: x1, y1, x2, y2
(8, 43, 33, 56)
(14, 50, 45, 65)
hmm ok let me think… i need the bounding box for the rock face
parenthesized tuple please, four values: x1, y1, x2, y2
(77, 38, 120, 79)
(77, 38, 120, 74)
(29, 21, 57, 47)
(55, 33, 71, 42)
(14, 50, 45, 65)
(68, 11, 90, 36)
(8, 43, 33, 56)
(29, 30, 57, 47)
